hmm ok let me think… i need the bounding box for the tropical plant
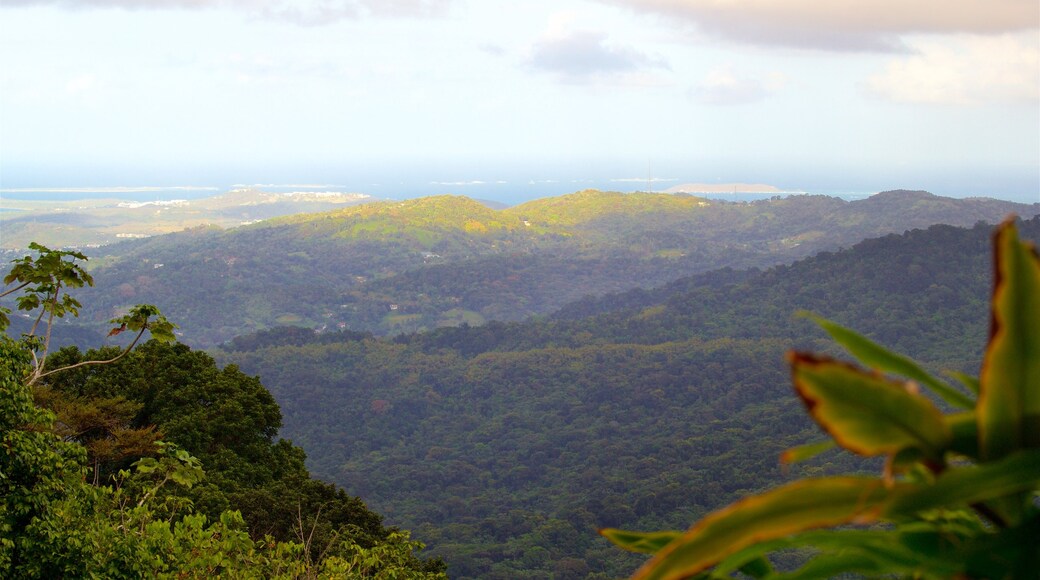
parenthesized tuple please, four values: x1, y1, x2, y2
(0, 242, 175, 386)
(602, 218, 1040, 579)
(0, 244, 446, 578)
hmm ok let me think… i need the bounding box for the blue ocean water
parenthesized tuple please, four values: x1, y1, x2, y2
(1, 167, 1036, 206)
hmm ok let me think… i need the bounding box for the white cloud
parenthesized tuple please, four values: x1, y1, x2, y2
(0, 186, 218, 193)
(232, 183, 347, 188)
(528, 29, 670, 84)
(1, 0, 452, 24)
(599, 0, 1038, 51)
(430, 180, 504, 186)
(478, 43, 507, 57)
(610, 177, 677, 182)
(691, 67, 776, 105)
(866, 33, 1040, 105)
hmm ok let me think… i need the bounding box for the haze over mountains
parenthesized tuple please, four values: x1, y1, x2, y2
(24, 188, 1038, 348)
(0, 188, 374, 250)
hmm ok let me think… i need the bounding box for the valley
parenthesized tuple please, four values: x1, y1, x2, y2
(214, 216, 1040, 578)
(3, 187, 1038, 578)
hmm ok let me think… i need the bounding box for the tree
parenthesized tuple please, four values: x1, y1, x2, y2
(0, 242, 175, 386)
(603, 219, 1040, 578)
(0, 336, 87, 573)
(0, 244, 447, 578)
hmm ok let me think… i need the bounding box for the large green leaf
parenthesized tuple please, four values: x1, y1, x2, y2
(946, 371, 980, 396)
(945, 411, 978, 459)
(805, 313, 974, 410)
(789, 353, 951, 460)
(630, 477, 892, 580)
(633, 451, 1040, 579)
(780, 439, 836, 465)
(706, 529, 961, 579)
(884, 449, 1040, 517)
(978, 220, 1040, 461)
(600, 529, 681, 554)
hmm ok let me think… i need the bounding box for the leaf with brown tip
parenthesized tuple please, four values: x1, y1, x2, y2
(631, 477, 893, 580)
(978, 219, 1040, 461)
(789, 353, 951, 461)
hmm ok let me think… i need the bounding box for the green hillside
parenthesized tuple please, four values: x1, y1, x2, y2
(48, 190, 1039, 347)
(264, 195, 524, 241)
(216, 217, 1040, 578)
(503, 189, 711, 227)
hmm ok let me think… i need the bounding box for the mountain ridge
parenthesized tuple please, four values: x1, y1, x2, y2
(24, 189, 1040, 347)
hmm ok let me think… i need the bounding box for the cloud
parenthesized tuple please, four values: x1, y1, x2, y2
(866, 33, 1040, 105)
(610, 177, 677, 182)
(690, 67, 782, 105)
(429, 180, 507, 186)
(599, 0, 1038, 52)
(1, 0, 451, 24)
(0, 186, 218, 193)
(529, 29, 670, 84)
(478, 43, 507, 57)
(232, 183, 347, 188)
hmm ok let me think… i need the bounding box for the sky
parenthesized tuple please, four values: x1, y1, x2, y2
(0, 0, 1038, 204)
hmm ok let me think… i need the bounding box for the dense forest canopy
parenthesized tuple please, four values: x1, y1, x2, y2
(216, 217, 1040, 578)
(19, 189, 1037, 347)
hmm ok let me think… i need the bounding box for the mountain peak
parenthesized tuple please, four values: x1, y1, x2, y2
(506, 189, 710, 226)
(869, 189, 936, 200)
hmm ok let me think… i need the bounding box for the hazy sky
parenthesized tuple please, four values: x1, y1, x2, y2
(1, 0, 1038, 202)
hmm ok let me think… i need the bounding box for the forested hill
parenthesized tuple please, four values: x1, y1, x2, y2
(216, 217, 1039, 578)
(61, 189, 1038, 346)
(404, 217, 1040, 368)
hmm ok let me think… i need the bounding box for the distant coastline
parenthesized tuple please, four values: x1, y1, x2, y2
(664, 183, 791, 194)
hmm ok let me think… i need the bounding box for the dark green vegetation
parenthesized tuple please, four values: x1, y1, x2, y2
(6, 190, 1038, 578)
(604, 219, 1040, 579)
(0, 245, 444, 577)
(39, 189, 1037, 347)
(216, 217, 1040, 578)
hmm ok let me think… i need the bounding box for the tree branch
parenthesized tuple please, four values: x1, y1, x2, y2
(39, 292, 58, 373)
(31, 326, 149, 386)
(0, 280, 31, 299)
(28, 290, 52, 337)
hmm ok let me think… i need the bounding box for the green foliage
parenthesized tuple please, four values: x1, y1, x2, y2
(801, 311, 974, 410)
(603, 219, 1040, 578)
(0, 243, 177, 387)
(0, 243, 445, 578)
(0, 336, 87, 574)
(108, 303, 177, 343)
(38, 190, 1033, 347)
(322, 531, 448, 579)
(0, 242, 93, 332)
(37, 339, 442, 570)
(790, 353, 952, 463)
